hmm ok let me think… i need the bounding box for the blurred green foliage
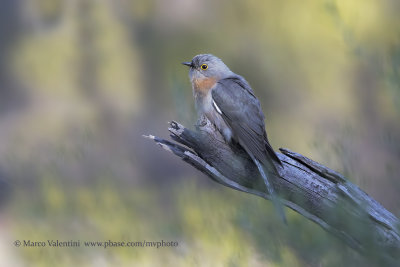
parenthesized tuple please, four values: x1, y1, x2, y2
(10, 176, 368, 266)
(0, 0, 399, 266)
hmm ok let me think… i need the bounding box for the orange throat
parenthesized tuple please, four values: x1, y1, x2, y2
(193, 77, 217, 97)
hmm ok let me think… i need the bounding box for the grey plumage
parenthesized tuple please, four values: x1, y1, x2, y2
(211, 77, 282, 166)
(183, 54, 286, 223)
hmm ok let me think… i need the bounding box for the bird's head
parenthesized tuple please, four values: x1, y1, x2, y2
(182, 54, 232, 83)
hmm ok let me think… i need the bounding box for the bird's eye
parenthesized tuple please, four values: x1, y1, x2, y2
(201, 64, 208, 70)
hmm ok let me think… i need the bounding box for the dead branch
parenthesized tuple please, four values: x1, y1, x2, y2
(144, 116, 400, 265)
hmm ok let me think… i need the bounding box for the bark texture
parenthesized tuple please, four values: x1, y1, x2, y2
(144, 116, 400, 265)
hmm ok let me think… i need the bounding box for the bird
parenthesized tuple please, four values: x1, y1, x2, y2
(182, 54, 286, 223)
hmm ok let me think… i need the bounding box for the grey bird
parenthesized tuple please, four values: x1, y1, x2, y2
(182, 54, 286, 223)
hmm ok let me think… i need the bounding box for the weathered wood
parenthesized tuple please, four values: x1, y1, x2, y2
(144, 116, 400, 265)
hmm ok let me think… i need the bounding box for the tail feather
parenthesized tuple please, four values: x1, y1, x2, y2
(253, 158, 287, 224)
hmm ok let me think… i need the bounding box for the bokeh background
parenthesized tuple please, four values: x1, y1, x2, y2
(0, 0, 399, 266)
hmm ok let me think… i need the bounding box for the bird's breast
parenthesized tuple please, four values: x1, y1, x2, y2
(191, 79, 233, 143)
(192, 77, 217, 114)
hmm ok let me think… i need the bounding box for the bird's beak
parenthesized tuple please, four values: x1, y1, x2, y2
(182, 61, 192, 67)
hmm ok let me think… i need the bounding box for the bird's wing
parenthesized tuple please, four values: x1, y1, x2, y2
(211, 77, 281, 167)
(212, 77, 286, 223)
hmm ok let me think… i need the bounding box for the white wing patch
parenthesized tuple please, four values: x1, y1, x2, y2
(212, 99, 222, 115)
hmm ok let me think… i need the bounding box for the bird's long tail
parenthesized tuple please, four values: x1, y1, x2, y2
(253, 158, 287, 224)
